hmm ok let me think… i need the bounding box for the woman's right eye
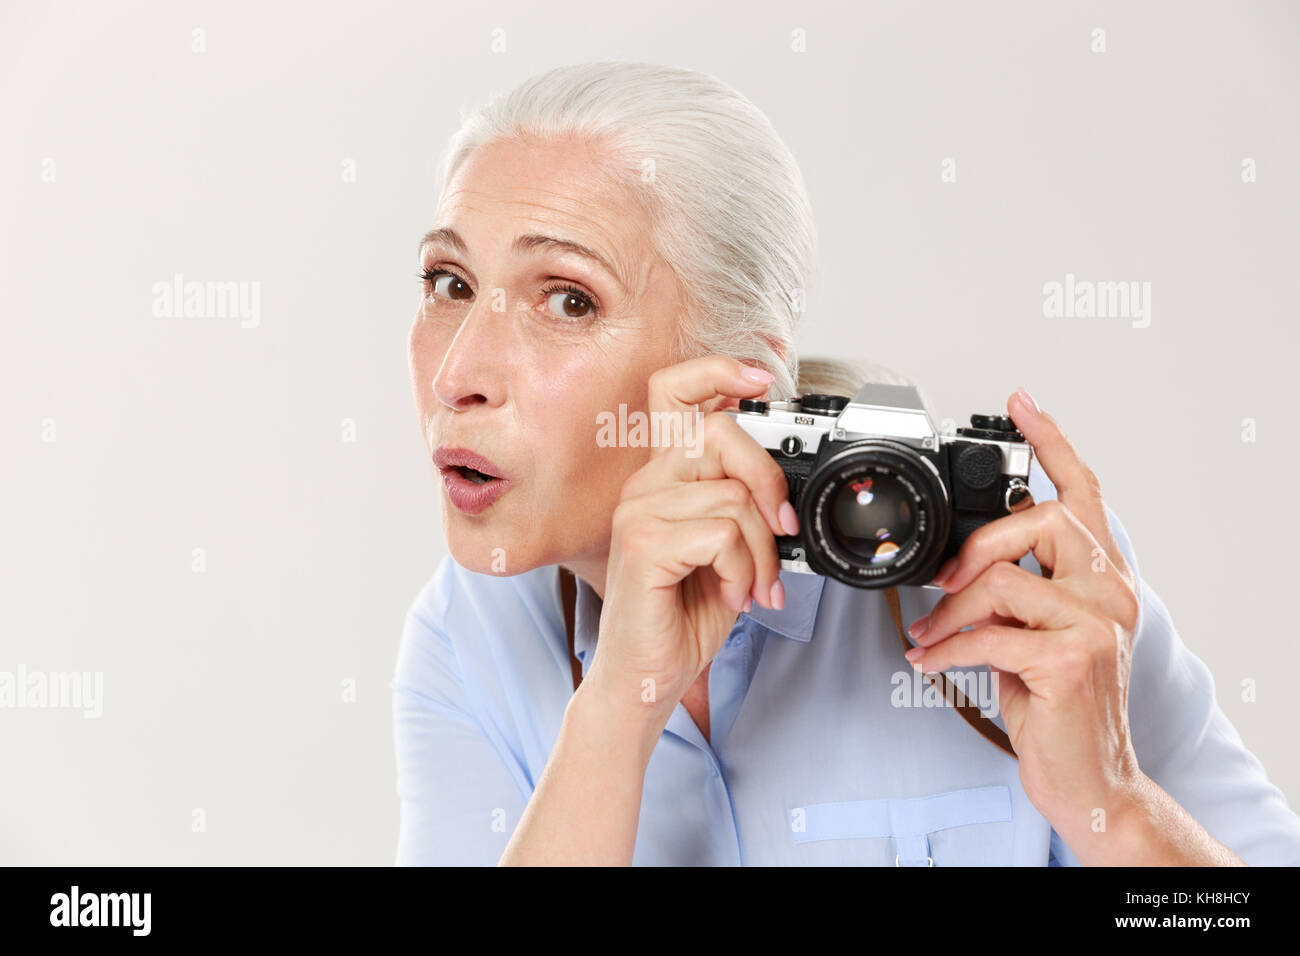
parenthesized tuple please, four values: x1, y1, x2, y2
(420, 268, 474, 302)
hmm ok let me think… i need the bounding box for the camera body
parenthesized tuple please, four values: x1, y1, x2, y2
(727, 382, 1035, 589)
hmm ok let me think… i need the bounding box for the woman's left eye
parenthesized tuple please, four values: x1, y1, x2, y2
(541, 283, 598, 321)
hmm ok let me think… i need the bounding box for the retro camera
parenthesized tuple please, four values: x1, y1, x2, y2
(728, 383, 1036, 589)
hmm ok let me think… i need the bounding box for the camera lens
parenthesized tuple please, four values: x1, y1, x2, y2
(799, 440, 950, 588)
(829, 473, 917, 566)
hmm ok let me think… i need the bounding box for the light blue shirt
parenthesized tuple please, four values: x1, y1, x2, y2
(391, 459, 1300, 865)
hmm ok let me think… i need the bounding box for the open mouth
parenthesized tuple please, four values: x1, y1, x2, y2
(451, 465, 498, 485)
(433, 447, 510, 513)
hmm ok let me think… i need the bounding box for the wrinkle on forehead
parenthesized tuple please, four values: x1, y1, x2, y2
(436, 135, 663, 303)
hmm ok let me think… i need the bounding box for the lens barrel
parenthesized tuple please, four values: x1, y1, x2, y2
(798, 440, 949, 588)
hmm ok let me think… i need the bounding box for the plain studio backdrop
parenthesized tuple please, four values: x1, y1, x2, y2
(2, 0, 1296, 865)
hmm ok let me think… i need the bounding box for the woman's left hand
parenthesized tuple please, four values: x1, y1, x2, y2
(904, 387, 1144, 840)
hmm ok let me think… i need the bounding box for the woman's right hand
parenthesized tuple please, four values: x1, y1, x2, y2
(582, 355, 801, 720)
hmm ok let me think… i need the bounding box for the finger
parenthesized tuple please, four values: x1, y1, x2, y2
(634, 478, 781, 611)
(914, 560, 1079, 647)
(932, 611, 1022, 637)
(621, 411, 796, 541)
(905, 623, 1048, 679)
(934, 498, 1100, 596)
(1006, 388, 1123, 570)
(645, 356, 776, 459)
(639, 516, 757, 614)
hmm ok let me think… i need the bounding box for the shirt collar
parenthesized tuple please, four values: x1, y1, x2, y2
(569, 567, 826, 667)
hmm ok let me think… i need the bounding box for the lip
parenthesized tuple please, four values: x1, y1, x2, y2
(433, 446, 512, 515)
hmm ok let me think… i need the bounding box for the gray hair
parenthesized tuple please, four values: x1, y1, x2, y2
(435, 59, 904, 402)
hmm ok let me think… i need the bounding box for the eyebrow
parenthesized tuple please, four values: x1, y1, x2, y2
(418, 227, 628, 294)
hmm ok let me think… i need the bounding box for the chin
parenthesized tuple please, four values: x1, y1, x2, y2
(443, 515, 538, 577)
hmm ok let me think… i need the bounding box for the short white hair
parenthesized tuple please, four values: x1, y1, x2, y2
(435, 59, 818, 400)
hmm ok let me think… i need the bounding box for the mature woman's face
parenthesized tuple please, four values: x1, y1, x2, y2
(409, 135, 687, 577)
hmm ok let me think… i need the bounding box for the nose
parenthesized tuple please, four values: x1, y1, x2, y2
(431, 304, 507, 412)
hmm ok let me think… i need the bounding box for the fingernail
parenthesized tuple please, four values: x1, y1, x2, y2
(933, 557, 958, 587)
(770, 578, 786, 611)
(1015, 387, 1040, 415)
(741, 366, 775, 384)
(907, 614, 930, 640)
(904, 647, 924, 662)
(778, 500, 800, 536)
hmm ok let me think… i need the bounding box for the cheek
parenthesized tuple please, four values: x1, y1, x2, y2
(537, 424, 644, 526)
(514, 357, 649, 498)
(407, 313, 450, 402)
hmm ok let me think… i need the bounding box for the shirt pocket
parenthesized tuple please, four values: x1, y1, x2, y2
(788, 785, 1013, 865)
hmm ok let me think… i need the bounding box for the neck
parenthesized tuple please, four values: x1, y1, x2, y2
(561, 550, 609, 602)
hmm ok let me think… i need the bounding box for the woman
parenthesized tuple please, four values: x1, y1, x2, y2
(392, 60, 1300, 865)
